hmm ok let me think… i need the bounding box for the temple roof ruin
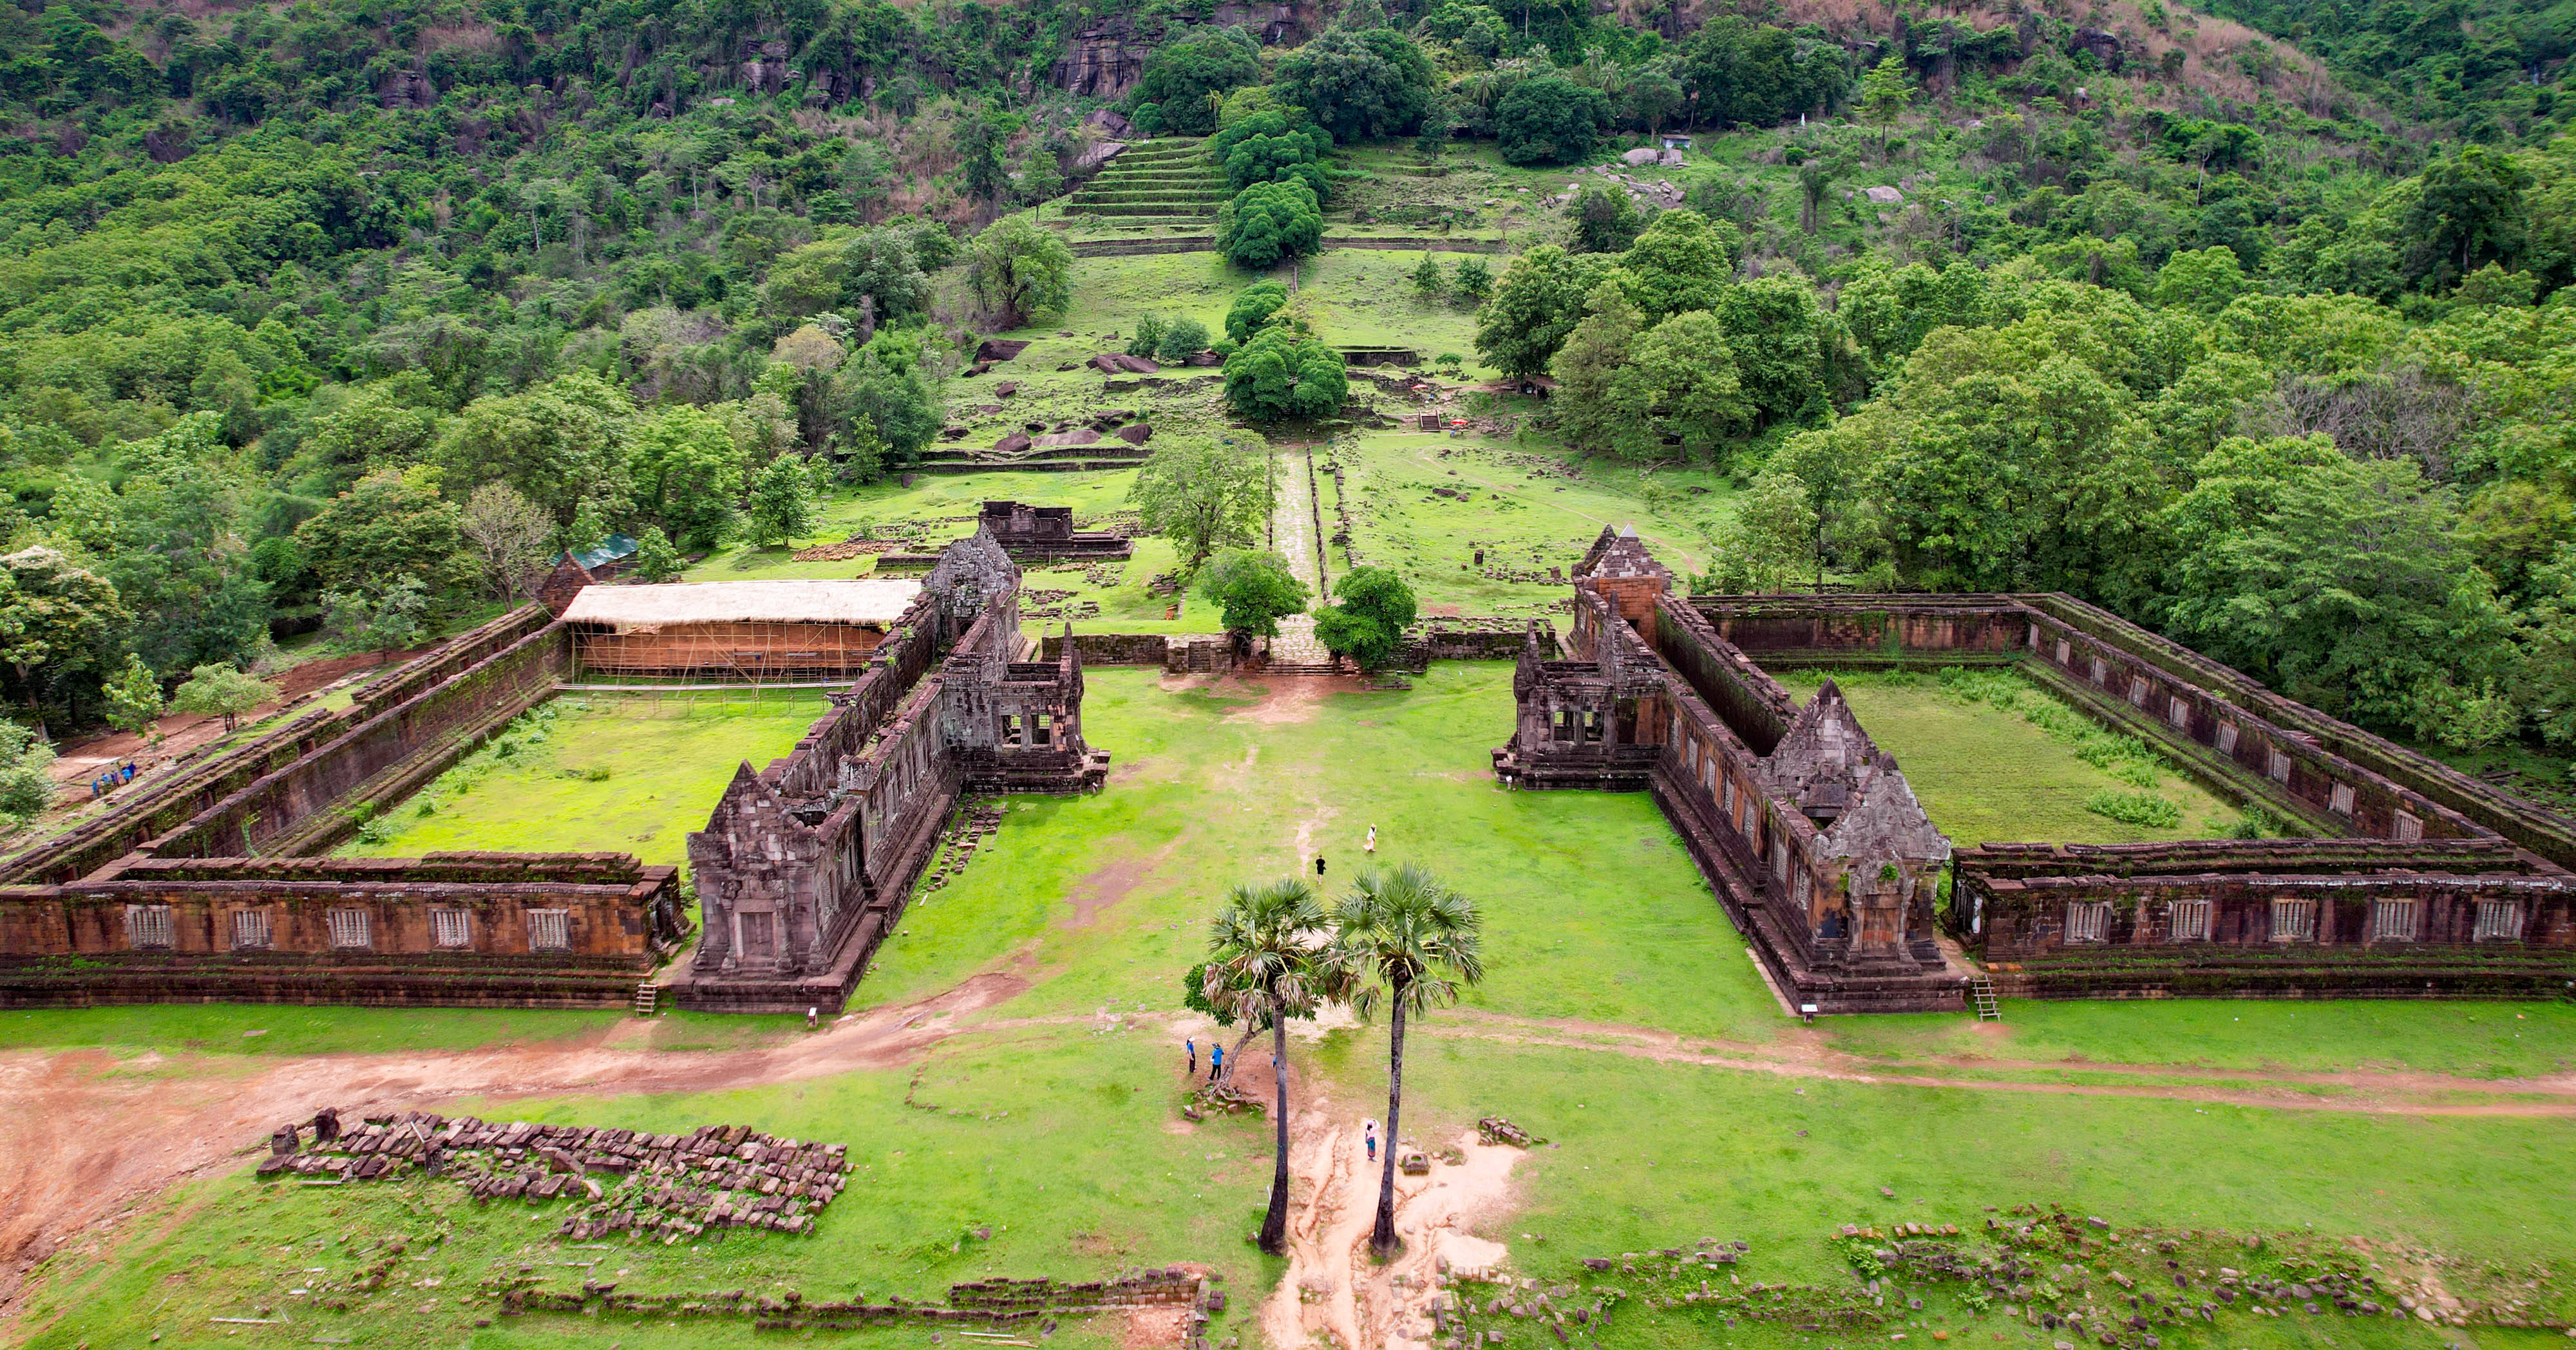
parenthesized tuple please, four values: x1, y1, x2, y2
(560, 579, 925, 628)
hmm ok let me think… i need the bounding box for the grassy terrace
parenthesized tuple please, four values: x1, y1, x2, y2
(339, 694, 830, 867)
(12, 665, 2576, 1350)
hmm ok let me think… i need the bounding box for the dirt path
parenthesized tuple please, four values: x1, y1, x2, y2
(13, 977, 2573, 1326)
(0, 971, 1030, 1317)
(1262, 1094, 1524, 1350)
(1433, 1008, 2576, 1116)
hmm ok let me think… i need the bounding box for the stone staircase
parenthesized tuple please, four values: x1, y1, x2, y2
(1063, 139, 1224, 225)
(1263, 615, 1347, 676)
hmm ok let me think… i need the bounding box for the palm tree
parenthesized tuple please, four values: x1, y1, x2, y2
(1204, 878, 1352, 1256)
(1334, 863, 1484, 1259)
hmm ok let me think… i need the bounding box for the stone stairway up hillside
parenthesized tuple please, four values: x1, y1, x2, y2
(1063, 139, 1224, 227)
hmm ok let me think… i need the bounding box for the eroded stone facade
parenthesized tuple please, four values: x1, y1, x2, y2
(676, 530, 1106, 1013)
(1497, 529, 1963, 1012)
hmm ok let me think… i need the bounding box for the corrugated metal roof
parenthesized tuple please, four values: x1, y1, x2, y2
(560, 579, 923, 627)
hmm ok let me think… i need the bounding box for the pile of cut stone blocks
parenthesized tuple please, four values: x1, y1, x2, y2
(257, 1111, 848, 1241)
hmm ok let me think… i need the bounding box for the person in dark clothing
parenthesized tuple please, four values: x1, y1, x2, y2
(1315, 855, 1327, 877)
(1186, 1037, 1197, 1075)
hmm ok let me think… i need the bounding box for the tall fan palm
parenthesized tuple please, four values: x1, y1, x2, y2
(1334, 863, 1484, 1258)
(1204, 877, 1352, 1256)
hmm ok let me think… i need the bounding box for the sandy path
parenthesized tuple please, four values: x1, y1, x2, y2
(1274, 442, 1324, 597)
(1262, 1098, 1524, 1350)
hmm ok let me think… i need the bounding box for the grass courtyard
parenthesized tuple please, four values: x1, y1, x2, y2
(1770, 669, 2242, 847)
(341, 693, 831, 867)
(8, 664, 2576, 1350)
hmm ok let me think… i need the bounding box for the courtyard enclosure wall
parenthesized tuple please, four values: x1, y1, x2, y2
(1688, 593, 2576, 1000)
(0, 605, 560, 888)
(0, 852, 679, 1008)
(0, 603, 678, 1006)
(1497, 537, 2576, 1007)
(151, 616, 573, 859)
(0, 531, 1108, 1012)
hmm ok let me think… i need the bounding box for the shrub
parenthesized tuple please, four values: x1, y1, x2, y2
(1155, 317, 1213, 363)
(1126, 315, 1170, 359)
(2083, 789, 2183, 829)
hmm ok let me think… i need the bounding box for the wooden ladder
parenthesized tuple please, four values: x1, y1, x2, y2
(1969, 973, 2002, 1022)
(633, 980, 660, 1018)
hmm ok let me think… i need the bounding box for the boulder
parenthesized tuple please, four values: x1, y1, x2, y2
(975, 338, 1030, 363)
(996, 382, 1018, 397)
(1864, 185, 1905, 205)
(992, 433, 1033, 456)
(1115, 423, 1153, 445)
(1084, 108, 1135, 138)
(1072, 141, 1128, 174)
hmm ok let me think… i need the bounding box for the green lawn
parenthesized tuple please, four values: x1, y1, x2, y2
(1772, 669, 2242, 847)
(855, 664, 1786, 1040)
(341, 694, 831, 867)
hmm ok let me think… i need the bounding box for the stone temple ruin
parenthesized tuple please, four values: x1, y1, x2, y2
(676, 529, 1107, 1012)
(0, 529, 1102, 1013)
(1501, 530, 2576, 1009)
(4, 507, 2570, 1015)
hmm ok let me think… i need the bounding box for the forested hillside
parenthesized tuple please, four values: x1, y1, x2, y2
(0, 0, 2570, 823)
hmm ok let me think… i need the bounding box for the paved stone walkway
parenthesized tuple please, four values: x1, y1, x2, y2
(1267, 614, 1334, 668)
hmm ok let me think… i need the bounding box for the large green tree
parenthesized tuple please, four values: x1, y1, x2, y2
(0, 547, 128, 742)
(1311, 565, 1416, 670)
(628, 405, 746, 549)
(1196, 549, 1311, 639)
(1129, 28, 1264, 135)
(1493, 77, 1610, 165)
(1473, 245, 1612, 380)
(1218, 181, 1326, 269)
(1222, 324, 1349, 422)
(1273, 28, 1436, 143)
(965, 215, 1075, 330)
(1130, 437, 1274, 569)
(296, 466, 471, 601)
(435, 373, 636, 524)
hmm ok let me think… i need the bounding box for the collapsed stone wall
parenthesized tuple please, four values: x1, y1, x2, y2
(263, 1113, 848, 1239)
(1040, 632, 1176, 665)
